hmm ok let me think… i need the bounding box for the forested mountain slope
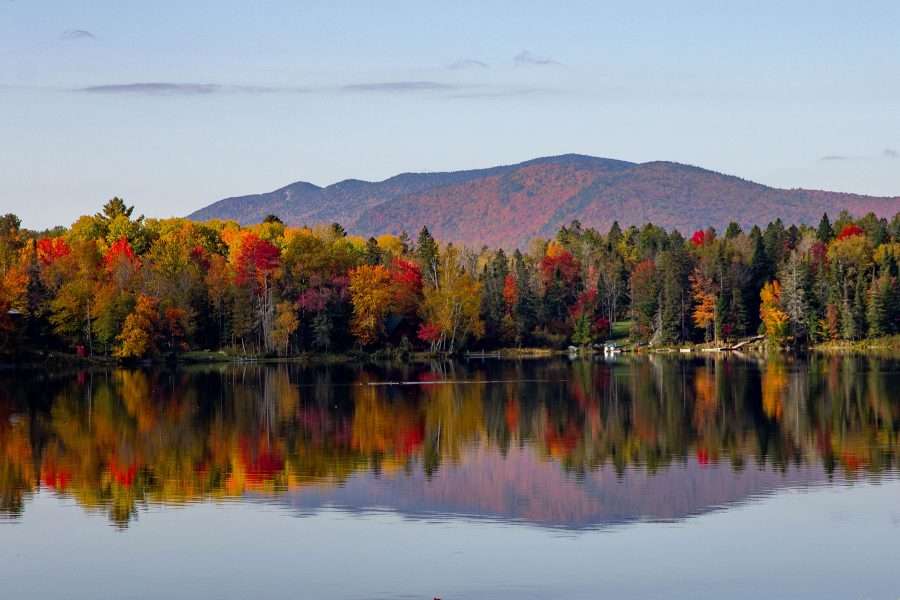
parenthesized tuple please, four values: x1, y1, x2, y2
(189, 154, 900, 248)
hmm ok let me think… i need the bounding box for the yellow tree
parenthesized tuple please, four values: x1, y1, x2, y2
(689, 268, 717, 342)
(348, 264, 393, 346)
(116, 294, 159, 358)
(420, 245, 484, 353)
(827, 234, 872, 340)
(760, 280, 789, 344)
(271, 301, 299, 356)
(49, 239, 102, 353)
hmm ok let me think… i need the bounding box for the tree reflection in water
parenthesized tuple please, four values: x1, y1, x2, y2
(0, 355, 897, 528)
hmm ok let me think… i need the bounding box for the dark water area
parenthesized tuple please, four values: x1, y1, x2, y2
(1, 355, 899, 599)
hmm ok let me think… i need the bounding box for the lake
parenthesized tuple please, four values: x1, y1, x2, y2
(1, 355, 899, 599)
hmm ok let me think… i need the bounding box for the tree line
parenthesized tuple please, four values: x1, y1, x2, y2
(1, 198, 899, 358)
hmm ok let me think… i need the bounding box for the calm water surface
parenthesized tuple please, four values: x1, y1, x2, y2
(1, 355, 899, 599)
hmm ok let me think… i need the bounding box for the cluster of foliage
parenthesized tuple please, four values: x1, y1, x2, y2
(1, 199, 900, 358)
(551, 211, 900, 347)
(2, 356, 896, 526)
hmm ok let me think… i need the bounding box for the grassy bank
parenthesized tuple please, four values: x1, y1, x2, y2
(814, 335, 900, 353)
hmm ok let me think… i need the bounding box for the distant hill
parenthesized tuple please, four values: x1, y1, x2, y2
(188, 154, 900, 248)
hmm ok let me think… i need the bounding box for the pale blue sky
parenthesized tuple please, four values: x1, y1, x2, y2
(1, 1, 899, 229)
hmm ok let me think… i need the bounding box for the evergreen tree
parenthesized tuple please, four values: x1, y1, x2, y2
(817, 213, 834, 243)
(364, 237, 382, 265)
(24, 240, 51, 346)
(630, 259, 660, 341)
(95, 197, 136, 224)
(542, 269, 569, 330)
(480, 249, 509, 344)
(570, 312, 593, 346)
(786, 224, 800, 250)
(729, 286, 747, 337)
(840, 288, 859, 340)
(763, 219, 787, 267)
(330, 223, 346, 238)
(312, 311, 333, 351)
(724, 222, 743, 239)
(866, 275, 890, 337)
(398, 230, 411, 254)
(655, 245, 692, 343)
(415, 226, 439, 286)
(889, 213, 900, 242)
(512, 250, 538, 344)
(607, 221, 622, 249)
(746, 227, 770, 333)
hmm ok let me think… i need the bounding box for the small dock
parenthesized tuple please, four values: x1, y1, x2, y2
(696, 335, 766, 352)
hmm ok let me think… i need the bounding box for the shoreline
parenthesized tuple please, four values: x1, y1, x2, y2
(4, 337, 900, 370)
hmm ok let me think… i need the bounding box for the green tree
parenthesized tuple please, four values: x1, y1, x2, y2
(817, 213, 834, 243)
(511, 250, 538, 345)
(724, 222, 743, 239)
(364, 237, 383, 266)
(415, 227, 439, 287)
(480, 249, 510, 345)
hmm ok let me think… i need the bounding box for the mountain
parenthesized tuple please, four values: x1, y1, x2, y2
(188, 154, 900, 248)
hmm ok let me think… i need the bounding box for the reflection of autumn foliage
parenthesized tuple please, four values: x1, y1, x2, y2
(234, 437, 286, 491)
(692, 368, 718, 429)
(0, 404, 36, 515)
(351, 386, 425, 460)
(41, 462, 71, 491)
(544, 418, 580, 460)
(0, 356, 898, 526)
(761, 361, 787, 420)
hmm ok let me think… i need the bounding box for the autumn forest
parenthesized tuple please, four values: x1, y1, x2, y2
(2, 198, 900, 360)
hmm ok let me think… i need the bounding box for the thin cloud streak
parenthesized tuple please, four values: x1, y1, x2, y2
(74, 80, 561, 100)
(339, 81, 456, 93)
(448, 87, 553, 99)
(448, 59, 489, 70)
(818, 149, 898, 162)
(78, 81, 457, 96)
(61, 29, 96, 40)
(77, 83, 309, 95)
(513, 50, 560, 66)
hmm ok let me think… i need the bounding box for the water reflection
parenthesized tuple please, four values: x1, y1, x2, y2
(1, 355, 898, 528)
